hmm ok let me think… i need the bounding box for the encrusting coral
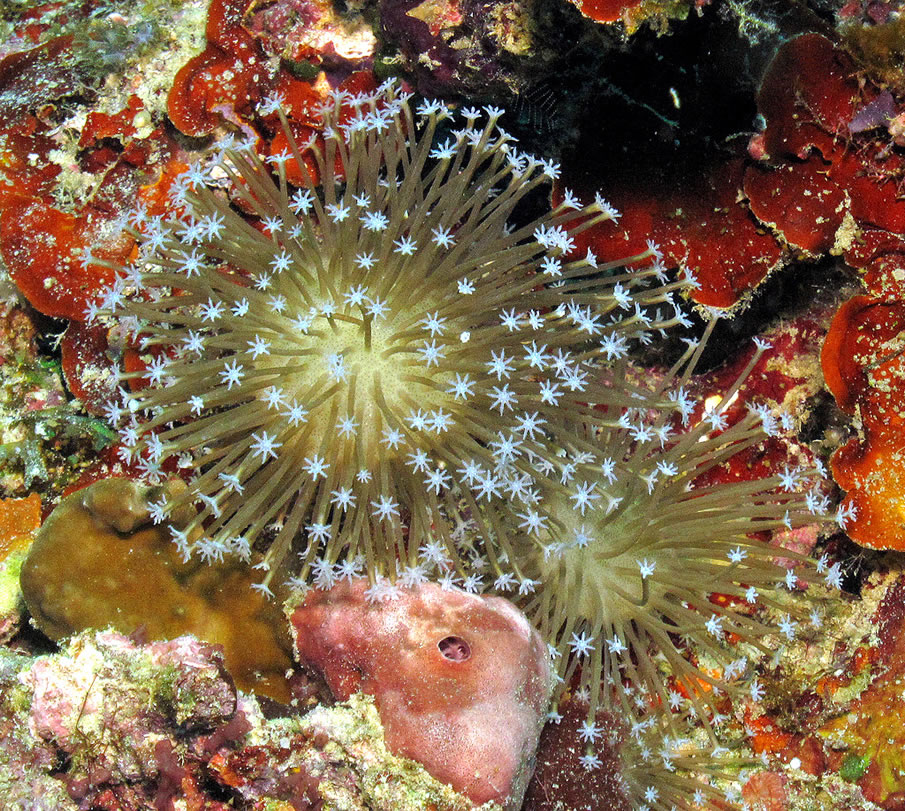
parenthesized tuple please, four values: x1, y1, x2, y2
(19, 477, 294, 701)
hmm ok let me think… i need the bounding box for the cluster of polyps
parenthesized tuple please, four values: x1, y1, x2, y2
(93, 82, 684, 590)
(89, 81, 837, 807)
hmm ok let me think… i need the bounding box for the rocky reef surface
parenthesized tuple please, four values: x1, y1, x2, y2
(5, 1, 905, 810)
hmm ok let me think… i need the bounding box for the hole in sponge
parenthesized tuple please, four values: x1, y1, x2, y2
(437, 635, 471, 662)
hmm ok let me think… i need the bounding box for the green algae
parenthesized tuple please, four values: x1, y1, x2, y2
(0, 315, 116, 497)
(840, 754, 871, 783)
(0, 548, 24, 626)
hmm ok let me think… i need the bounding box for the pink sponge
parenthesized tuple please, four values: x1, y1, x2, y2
(289, 579, 552, 809)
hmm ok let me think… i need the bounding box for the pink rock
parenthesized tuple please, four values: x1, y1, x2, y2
(289, 579, 552, 809)
(23, 630, 236, 782)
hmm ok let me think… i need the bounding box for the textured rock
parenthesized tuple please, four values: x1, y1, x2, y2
(23, 632, 238, 781)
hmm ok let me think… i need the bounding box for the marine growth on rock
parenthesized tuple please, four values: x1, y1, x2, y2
(74, 76, 852, 808)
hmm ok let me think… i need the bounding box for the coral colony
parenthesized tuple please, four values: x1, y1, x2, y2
(89, 82, 840, 808)
(93, 81, 683, 580)
(501, 337, 836, 718)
